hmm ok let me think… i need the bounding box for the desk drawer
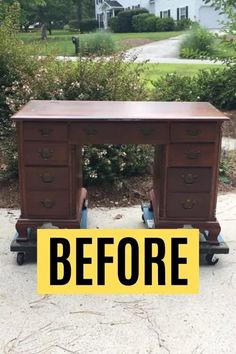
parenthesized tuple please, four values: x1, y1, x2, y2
(70, 122, 169, 144)
(168, 143, 216, 166)
(70, 123, 121, 144)
(24, 122, 67, 141)
(25, 191, 69, 218)
(167, 167, 212, 192)
(171, 123, 217, 142)
(24, 142, 68, 166)
(25, 167, 69, 190)
(120, 123, 169, 144)
(166, 193, 210, 219)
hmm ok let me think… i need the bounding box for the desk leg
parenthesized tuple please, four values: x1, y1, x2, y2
(16, 221, 28, 240)
(206, 222, 221, 245)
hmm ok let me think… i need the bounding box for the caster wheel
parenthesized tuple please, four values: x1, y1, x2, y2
(17, 252, 25, 266)
(205, 253, 219, 266)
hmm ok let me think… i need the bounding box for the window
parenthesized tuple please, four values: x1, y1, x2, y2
(180, 6, 188, 19)
(163, 10, 170, 18)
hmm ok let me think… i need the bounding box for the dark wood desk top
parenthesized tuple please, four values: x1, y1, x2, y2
(12, 100, 228, 122)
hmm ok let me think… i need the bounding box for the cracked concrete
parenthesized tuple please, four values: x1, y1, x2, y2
(0, 192, 236, 353)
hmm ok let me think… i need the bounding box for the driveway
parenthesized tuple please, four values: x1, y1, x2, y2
(0, 192, 236, 353)
(124, 35, 221, 64)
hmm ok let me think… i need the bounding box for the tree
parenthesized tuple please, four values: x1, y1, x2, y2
(37, 0, 73, 38)
(72, 0, 95, 28)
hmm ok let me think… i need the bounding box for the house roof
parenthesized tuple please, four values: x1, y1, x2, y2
(104, 0, 123, 8)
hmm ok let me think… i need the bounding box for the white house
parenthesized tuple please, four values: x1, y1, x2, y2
(95, 0, 228, 30)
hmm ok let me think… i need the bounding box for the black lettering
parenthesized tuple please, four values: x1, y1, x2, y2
(171, 238, 188, 285)
(50, 238, 71, 285)
(76, 238, 92, 285)
(118, 237, 139, 286)
(97, 238, 114, 285)
(145, 238, 165, 285)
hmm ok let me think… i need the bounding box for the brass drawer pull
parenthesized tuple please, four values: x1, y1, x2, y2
(39, 128, 53, 137)
(182, 199, 196, 210)
(83, 127, 97, 136)
(40, 199, 55, 209)
(181, 173, 198, 184)
(140, 127, 153, 136)
(40, 173, 55, 183)
(186, 128, 201, 137)
(185, 151, 201, 160)
(38, 148, 54, 160)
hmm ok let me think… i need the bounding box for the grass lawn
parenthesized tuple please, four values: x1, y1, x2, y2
(142, 63, 222, 80)
(18, 30, 184, 56)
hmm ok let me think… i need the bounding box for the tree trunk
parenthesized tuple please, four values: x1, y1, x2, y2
(41, 23, 47, 40)
(24, 24, 29, 33)
(48, 21, 52, 35)
(76, 0, 82, 30)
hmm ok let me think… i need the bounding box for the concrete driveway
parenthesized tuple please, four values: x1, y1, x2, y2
(124, 35, 221, 64)
(0, 192, 236, 353)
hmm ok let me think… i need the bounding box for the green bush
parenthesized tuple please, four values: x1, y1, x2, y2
(80, 32, 115, 55)
(152, 64, 236, 110)
(180, 47, 207, 59)
(132, 13, 150, 32)
(180, 26, 216, 58)
(108, 16, 119, 32)
(80, 19, 98, 32)
(175, 19, 192, 31)
(83, 145, 153, 184)
(145, 15, 158, 32)
(68, 19, 80, 30)
(132, 13, 157, 32)
(112, 8, 149, 33)
(156, 17, 175, 32)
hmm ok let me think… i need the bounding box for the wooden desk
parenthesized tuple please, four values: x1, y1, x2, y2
(13, 100, 228, 244)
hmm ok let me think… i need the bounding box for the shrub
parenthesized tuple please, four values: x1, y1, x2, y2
(68, 19, 79, 30)
(180, 47, 207, 59)
(108, 16, 119, 32)
(83, 145, 153, 184)
(114, 8, 149, 33)
(175, 18, 192, 31)
(80, 32, 115, 55)
(146, 15, 158, 32)
(196, 65, 236, 109)
(132, 13, 150, 32)
(156, 17, 175, 32)
(80, 19, 98, 33)
(152, 73, 198, 102)
(132, 13, 157, 32)
(180, 26, 216, 58)
(152, 64, 236, 110)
